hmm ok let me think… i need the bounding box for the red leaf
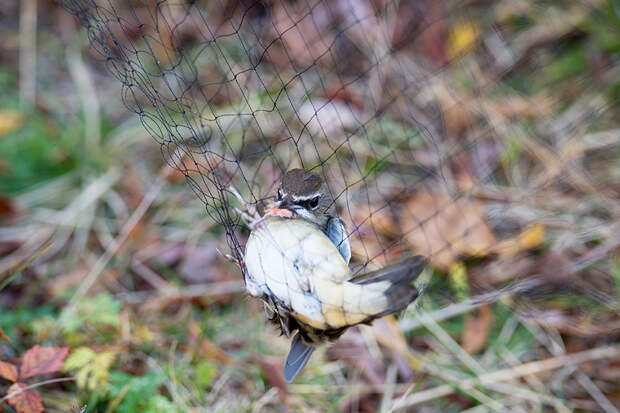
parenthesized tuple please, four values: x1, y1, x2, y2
(0, 360, 18, 382)
(19, 346, 69, 379)
(7, 382, 44, 413)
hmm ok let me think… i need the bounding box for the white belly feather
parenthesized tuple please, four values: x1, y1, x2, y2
(244, 217, 391, 329)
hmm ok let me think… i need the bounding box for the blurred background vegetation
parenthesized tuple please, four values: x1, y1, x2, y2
(1, 0, 620, 412)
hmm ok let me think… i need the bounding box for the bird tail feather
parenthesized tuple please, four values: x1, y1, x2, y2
(284, 333, 315, 382)
(342, 255, 427, 322)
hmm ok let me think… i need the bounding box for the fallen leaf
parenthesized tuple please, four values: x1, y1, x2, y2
(402, 189, 496, 270)
(6, 382, 44, 413)
(350, 207, 401, 267)
(0, 110, 24, 138)
(462, 305, 493, 354)
(491, 224, 545, 256)
(353, 206, 398, 236)
(249, 354, 288, 395)
(0, 360, 18, 382)
(19, 345, 69, 379)
(447, 21, 480, 59)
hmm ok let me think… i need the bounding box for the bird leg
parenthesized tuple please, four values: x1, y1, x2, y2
(228, 185, 265, 230)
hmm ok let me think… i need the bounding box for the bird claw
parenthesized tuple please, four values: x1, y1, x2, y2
(217, 248, 244, 269)
(229, 185, 263, 228)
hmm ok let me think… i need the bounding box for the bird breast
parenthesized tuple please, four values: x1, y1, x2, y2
(244, 216, 352, 327)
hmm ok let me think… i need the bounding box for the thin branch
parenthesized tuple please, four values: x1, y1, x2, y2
(1, 377, 75, 402)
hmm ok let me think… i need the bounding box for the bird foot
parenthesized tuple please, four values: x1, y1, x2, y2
(228, 185, 264, 229)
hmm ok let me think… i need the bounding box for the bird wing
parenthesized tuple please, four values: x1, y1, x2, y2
(326, 217, 351, 264)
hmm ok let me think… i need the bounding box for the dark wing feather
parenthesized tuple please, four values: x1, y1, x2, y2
(349, 255, 427, 316)
(326, 217, 351, 264)
(349, 255, 426, 285)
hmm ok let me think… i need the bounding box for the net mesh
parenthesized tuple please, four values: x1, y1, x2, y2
(59, 0, 618, 324)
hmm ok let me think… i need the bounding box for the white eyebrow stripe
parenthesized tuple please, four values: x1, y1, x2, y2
(291, 193, 321, 201)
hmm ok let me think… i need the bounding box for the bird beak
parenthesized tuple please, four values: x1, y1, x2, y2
(265, 200, 294, 218)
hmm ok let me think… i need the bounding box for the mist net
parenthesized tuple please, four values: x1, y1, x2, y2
(60, 0, 619, 326)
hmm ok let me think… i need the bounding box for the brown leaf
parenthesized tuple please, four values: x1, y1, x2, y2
(462, 305, 493, 354)
(402, 189, 495, 271)
(6, 382, 44, 413)
(19, 345, 69, 379)
(350, 207, 401, 267)
(249, 354, 288, 396)
(0, 360, 18, 382)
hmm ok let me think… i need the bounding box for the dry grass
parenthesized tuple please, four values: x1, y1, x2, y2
(0, 0, 619, 412)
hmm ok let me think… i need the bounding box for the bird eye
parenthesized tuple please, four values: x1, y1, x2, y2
(276, 189, 282, 201)
(309, 196, 320, 210)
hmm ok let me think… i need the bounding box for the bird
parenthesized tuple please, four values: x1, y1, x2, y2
(243, 169, 427, 382)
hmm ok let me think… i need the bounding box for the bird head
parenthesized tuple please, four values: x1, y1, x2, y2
(267, 169, 335, 226)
